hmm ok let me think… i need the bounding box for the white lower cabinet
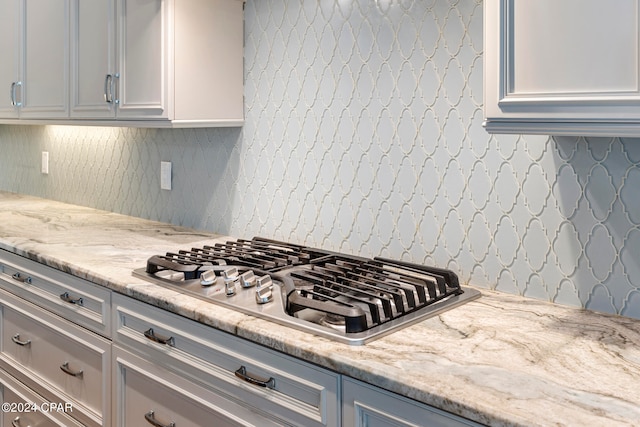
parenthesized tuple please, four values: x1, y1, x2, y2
(342, 378, 482, 427)
(112, 293, 341, 427)
(113, 345, 281, 427)
(0, 370, 85, 427)
(0, 250, 111, 338)
(0, 288, 111, 427)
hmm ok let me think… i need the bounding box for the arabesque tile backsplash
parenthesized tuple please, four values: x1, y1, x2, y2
(1, 0, 640, 319)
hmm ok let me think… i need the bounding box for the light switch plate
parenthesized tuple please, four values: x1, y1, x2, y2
(161, 161, 172, 190)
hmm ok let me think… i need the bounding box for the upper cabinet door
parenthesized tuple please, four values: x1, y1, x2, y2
(0, 0, 20, 118)
(0, 0, 243, 127)
(484, 0, 640, 136)
(20, 0, 70, 119)
(71, 0, 116, 118)
(116, 0, 169, 120)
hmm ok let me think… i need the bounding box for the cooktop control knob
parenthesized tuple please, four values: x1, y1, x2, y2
(200, 269, 216, 287)
(223, 267, 238, 296)
(239, 270, 257, 288)
(255, 275, 274, 304)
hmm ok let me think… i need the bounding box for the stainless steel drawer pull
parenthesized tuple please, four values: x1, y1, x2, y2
(11, 416, 23, 427)
(144, 328, 175, 346)
(60, 292, 83, 306)
(11, 272, 32, 284)
(11, 334, 31, 347)
(234, 365, 276, 389)
(60, 361, 83, 377)
(145, 410, 176, 427)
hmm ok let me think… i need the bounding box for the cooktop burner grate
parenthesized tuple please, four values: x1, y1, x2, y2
(146, 237, 312, 279)
(285, 256, 465, 333)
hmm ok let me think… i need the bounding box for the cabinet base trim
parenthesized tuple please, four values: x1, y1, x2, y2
(0, 118, 244, 128)
(483, 120, 640, 137)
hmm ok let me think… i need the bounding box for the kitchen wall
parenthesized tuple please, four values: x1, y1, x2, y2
(1, 0, 640, 319)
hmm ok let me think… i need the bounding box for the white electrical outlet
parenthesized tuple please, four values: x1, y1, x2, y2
(161, 161, 172, 190)
(41, 151, 49, 174)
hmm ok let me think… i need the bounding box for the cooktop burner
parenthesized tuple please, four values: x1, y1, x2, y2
(133, 237, 481, 345)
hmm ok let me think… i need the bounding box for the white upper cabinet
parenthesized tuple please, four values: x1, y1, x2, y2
(116, 0, 168, 120)
(0, 0, 69, 120)
(70, 0, 244, 126)
(0, 0, 20, 118)
(71, 0, 116, 118)
(5, 0, 244, 127)
(22, 0, 70, 119)
(484, 0, 640, 136)
(71, 0, 167, 120)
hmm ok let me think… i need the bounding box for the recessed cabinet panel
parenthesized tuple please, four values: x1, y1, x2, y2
(117, 0, 168, 119)
(0, 0, 19, 118)
(21, 0, 69, 118)
(0, 0, 69, 119)
(71, 0, 116, 118)
(510, 0, 637, 95)
(484, 0, 640, 136)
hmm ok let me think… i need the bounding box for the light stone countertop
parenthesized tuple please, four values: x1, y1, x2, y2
(1, 191, 639, 427)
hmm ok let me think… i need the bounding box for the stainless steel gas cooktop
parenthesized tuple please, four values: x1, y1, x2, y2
(133, 237, 481, 345)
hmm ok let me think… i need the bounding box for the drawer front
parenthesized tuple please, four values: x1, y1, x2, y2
(343, 377, 482, 427)
(113, 293, 340, 427)
(0, 289, 110, 426)
(0, 250, 111, 337)
(114, 346, 283, 427)
(0, 369, 84, 427)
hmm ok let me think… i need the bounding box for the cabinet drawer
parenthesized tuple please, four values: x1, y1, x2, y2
(114, 346, 284, 427)
(0, 250, 111, 337)
(0, 289, 110, 427)
(113, 293, 340, 427)
(343, 377, 482, 427)
(0, 370, 84, 427)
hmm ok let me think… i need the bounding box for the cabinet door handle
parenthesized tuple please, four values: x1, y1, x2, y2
(10, 81, 22, 107)
(234, 365, 276, 389)
(143, 328, 175, 346)
(60, 291, 83, 306)
(145, 410, 176, 427)
(104, 74, 113, 103)
(11, 272, 32, 284)
(11, 334, 31, 347)
(11, 416, 23, 427)
(60, 361, 83, 377)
